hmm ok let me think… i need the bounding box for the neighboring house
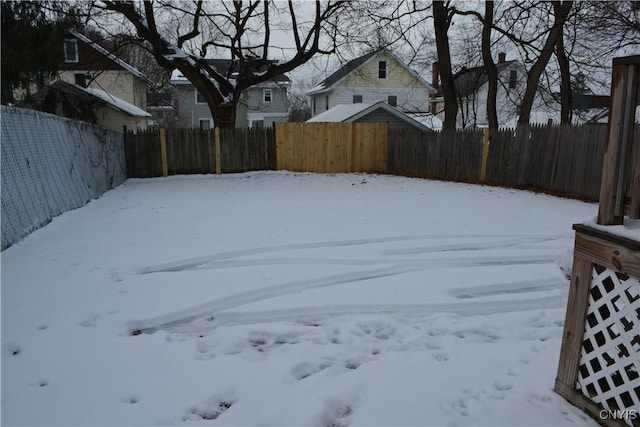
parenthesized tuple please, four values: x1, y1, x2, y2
(170, 60, 291, 128)
(500, 90, 615, 128)
(430, 53, 528, 128)
(147, 90, 178, 128)
(58, 30, 150, 112)
(25, 80, 151, 133)
(306, 50, 436, 118)
(307, 101, 435, 132)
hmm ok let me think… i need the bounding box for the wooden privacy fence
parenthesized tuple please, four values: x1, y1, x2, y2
(388, 123, 634, 201)
(124, 127, 275, 177)
(125, 122, 635, 202)
(275, 122, 388, 173)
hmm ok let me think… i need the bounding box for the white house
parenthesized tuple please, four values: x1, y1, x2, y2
(306, 50, 436, 118)
(430, 53, 529, 128)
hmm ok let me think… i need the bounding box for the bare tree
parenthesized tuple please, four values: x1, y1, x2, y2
(481, 1, 498, 131)
(517, 1, 572, 126)
(91, 1, 347, 128)
(433, 0, 457, 130)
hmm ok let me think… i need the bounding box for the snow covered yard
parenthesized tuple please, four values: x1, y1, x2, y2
(2, 171, 601, 426)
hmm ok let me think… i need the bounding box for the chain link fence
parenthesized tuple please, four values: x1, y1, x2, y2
(1, 106, 126, 250)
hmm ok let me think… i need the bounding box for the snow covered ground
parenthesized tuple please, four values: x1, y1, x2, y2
(2, 171, 602, 426)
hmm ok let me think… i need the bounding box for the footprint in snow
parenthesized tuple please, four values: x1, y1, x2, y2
(121, 394, 140, 404)
(78, 314, 101, 328)
(321, 400, 353, 427)
(291, 361, 333, 380)
(182, 398, 233, 421)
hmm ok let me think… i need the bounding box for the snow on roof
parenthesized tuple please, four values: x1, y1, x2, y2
(308, 102, 435, 132)
(407, 113, 443, 131)
(70, 30, 150, 83)
(51, 81, 151, 117)
(83, 87, 151, 117)
(307, 103, 374, 122)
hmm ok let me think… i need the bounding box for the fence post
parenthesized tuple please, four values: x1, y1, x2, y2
(480, 128, 490, 182)
(160, 127, 168, 177)
(214, 127, 222, 175)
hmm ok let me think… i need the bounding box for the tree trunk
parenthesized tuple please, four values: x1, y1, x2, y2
(518, 1, 573, 126)
(556, 31, 572, 124)
(433, 0, 458, 130)
(482, 1, 499, 131)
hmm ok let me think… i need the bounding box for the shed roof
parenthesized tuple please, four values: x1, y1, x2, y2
(307, 101, 434, 132)
(37, 81, 151, 117)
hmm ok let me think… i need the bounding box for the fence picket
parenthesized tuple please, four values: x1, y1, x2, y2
(125, 124, 638, 202)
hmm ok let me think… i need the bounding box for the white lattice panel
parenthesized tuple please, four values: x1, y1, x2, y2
(576, 264, 640, 426)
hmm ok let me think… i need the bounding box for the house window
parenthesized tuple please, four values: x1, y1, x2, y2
(313, 98, 316, 115)
(64, 39, 79, 63)
(387, 95, 397, 107)
(325, 96, 329, 111)
(378, 60, 387, 79)
(353, 94, 363, 103)
(195, 90, 206, 104)
(263, 89, 272, 103)
(509, 70, 518, 89)
(199, 119, 212, 129)
(252, 120, 264, 128)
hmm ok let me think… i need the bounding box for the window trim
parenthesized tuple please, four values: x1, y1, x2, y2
(195, 90, 207, 105)
(378, 60, 388, 79)
(263, 88, 272, 103)
(64, 39, 79, 63)
(199, 118, 213, 129)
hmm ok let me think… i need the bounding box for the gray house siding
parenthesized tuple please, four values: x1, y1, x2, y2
(356, 110, 421, 131)
(174, 83, 289, 128)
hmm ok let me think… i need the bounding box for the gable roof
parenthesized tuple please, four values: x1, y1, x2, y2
(449, 60, 518, 98)
(35, 80, 151, 117)
(171, 59, 291, 84)
(69, 30, 150, 83)
(307, 101, 434, 132)
(306, 50, 434, 96)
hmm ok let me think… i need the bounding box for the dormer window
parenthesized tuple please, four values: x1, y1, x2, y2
(64, 39, 79, 63)
(378, 60, 387, 79)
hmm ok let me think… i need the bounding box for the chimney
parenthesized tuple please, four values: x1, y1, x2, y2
(432, 61, 440, 87)
(74, 73, 87, 88)
(498, 52, 506, 64)
(430, 61, 440, 114)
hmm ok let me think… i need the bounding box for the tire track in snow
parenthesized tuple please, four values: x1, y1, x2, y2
(189, 253, 560, 270)
(139, 233, 571, 274)
(128, 254, 561, 335)
(384, 235, 569, 255)
(128, 264, 419, 334)
(450, 277, 566, 299)
(166, 294, 568, 333)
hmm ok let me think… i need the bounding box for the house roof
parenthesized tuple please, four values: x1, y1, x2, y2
(306, 50, 435, 96)
(38, 81, 151, 117)
(445, 60, 518, 98)
(306, 101, 434, 132)
(69, 30, 150, 83)
(170, 59, 291, 84)
(568, 92, 609, 110)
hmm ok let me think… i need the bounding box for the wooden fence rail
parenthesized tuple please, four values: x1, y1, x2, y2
(125, 127, 275, 177)
(388, 123, 637, 201)
(125, 123, 638, 202)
